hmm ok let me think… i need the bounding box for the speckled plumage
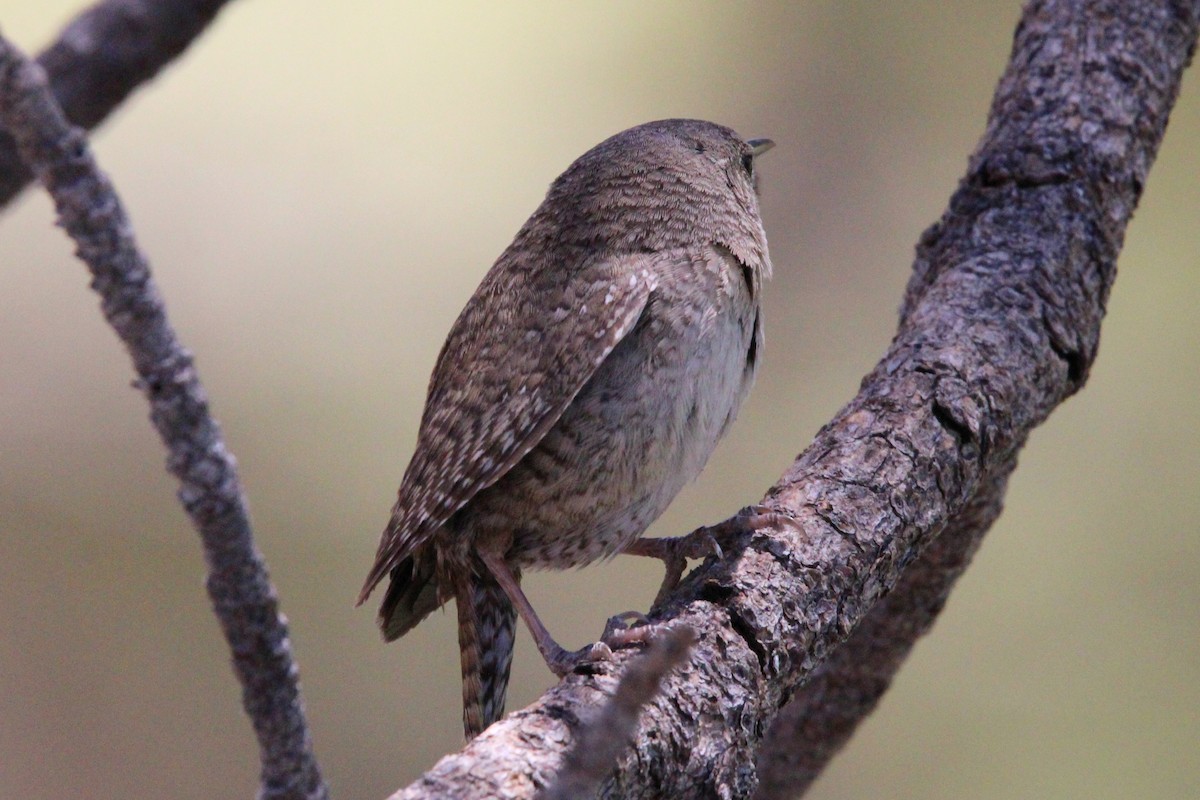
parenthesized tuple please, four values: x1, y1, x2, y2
(359, 119, 773, 739)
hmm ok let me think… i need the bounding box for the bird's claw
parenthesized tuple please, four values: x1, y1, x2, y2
(545, 640, 615, 677)
(682, 529, 724, 561)
(730, 503, 803, 536)
(602, 610, 651, 638)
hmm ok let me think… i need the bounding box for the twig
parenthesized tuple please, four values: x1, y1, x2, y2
(541, 627, 696, 800)
(0, 32, 327, 800)
(0, 0, 237, 209)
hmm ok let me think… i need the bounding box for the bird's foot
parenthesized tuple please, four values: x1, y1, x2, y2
(543, 639, 616, 677)
(602, 610, 655, 645)
(540, 612, 657, 676)
(602, 614, 685, 660)
(625, 504, 800, 605)
(624, 530, 723, 606)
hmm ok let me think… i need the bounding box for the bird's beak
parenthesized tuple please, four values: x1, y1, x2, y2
(747, 138, 775, 157)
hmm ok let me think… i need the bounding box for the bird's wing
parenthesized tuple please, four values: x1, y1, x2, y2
(358, 249, 663, 603)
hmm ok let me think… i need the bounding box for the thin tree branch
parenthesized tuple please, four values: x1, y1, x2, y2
(541, 626, 696, 800)
(0, 0, 236, 209)
(0, 32, 327, 800)
(388, 1, 1200, 797)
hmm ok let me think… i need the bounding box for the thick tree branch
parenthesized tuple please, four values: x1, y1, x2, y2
(752, 457, 1016, 798)
(0, 33, 326, 800)
(0, 0, 236, 209)
(389, 2, 1200, 797)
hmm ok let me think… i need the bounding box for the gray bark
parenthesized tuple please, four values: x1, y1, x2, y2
(0, 0, 237, 209)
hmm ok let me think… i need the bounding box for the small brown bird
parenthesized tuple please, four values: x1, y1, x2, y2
(358, 118, 774, 738)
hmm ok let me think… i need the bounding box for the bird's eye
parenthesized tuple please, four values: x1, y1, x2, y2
(693, 140, 706, 154)
(741, 153, 754, 175)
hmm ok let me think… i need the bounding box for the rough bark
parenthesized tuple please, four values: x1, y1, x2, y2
(0, 0, 236, 209)
(752, 458, 1016, 798)
(390, 1, 1199, 797)
(0, 34, 326, 800)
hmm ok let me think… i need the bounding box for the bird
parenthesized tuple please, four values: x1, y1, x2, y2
(358, 118, 774, 739)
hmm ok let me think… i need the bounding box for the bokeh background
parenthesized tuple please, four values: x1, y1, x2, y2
(2, 2, 1197, 798)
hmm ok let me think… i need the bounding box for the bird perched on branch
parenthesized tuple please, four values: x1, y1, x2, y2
(359, 118, 774, 739)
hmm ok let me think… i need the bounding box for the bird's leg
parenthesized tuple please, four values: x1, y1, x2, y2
(625, 504, 799, 606)
(479, 549, 622, 677)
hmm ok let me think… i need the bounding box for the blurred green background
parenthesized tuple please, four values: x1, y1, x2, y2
(1, 2, 1197, 798)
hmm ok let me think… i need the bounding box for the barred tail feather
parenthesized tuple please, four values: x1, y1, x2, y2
(455, 563, 518, 739)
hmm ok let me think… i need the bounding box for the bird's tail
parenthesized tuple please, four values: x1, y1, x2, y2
(378, 547, 443, 642)
(455, 561, 518, 739)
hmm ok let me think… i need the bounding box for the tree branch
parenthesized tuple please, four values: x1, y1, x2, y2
(752, 457, 1016, 798)
(0, 32, 326, 800)
(0, 0, 236, 209)
(388, 1, 1200, 797)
